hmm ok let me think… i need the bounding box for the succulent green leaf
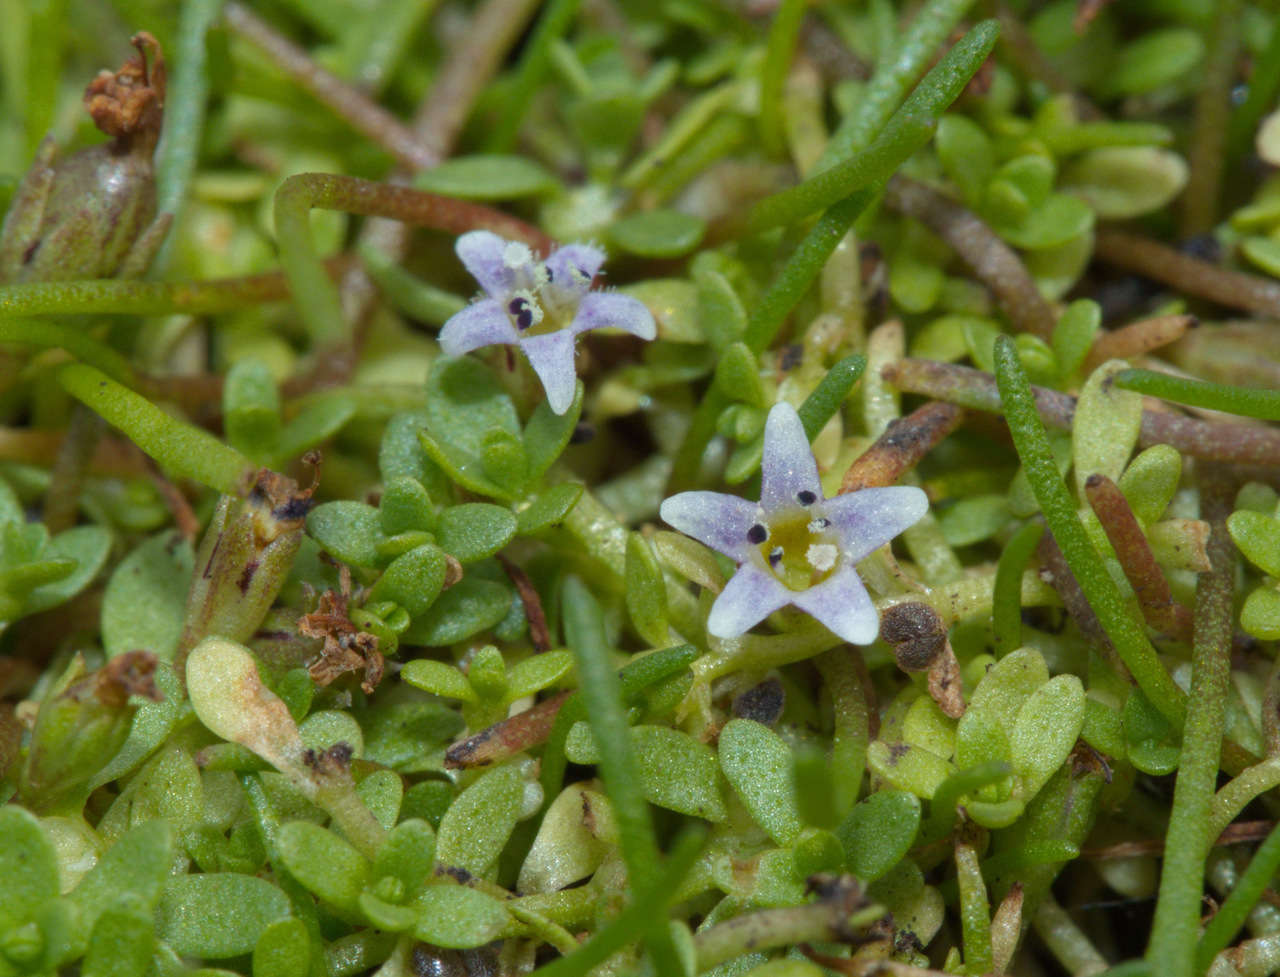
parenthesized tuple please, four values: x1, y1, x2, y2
(625, 533, 670, 647)
(523, 387, 584, 479)
(400, 659, 477, 703)
(1009, 675, 1085, 799)
(719, 719, 803, 844)
(411, 884, 511, 948)
(278, 821, 370, 911)
(25, 525, 112, 615)
(413, 155, 558, 199)
(1073, 360, 1143, 499)
(307, 501, 385, 569)
(438, 504, 517, 563)
(434, 764, 524, 877)
(71, 819, 173, 933)
(223, 358, 282, 462)
(101, 531, 193, 662)
(373, 819, 436, 898)
(379, 476, 436, 537)
(420, 358, 523, 500)
(1060, 147, 1189, 219)
(1119, 444, 1182, 526)
(608, 210, 706, 258)
(838, 789, 922, 882)
(1242, 586, 1280, 641)
(516, 482, 584, 536)
(506, 650, 575, 701)
(82, 909, 154, 977)
(251, 918, 311, 977)
(401, 576, 513, 646)
(867, 740, 957, 800)
(1228, 511, 1280, 577)
(936, 115, 994, 206)
(369, 543, 448, 616)
(156, 874, 291, 959)
(0, 806, 59, 930)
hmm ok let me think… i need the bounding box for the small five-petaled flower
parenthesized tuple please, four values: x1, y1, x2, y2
(439, 230, 656, 414)
(660, 403, 929, 644)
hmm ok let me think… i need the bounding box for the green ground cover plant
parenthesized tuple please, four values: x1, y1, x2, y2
(1, 1, 1280, 975)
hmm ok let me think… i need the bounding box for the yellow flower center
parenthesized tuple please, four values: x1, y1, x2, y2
(753, 508, 840, 592)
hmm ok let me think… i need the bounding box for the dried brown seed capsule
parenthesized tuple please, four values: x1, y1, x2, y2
(880, 601, 947, 672)
(732, 676, 786, 725)
(0, 33, 170, 283)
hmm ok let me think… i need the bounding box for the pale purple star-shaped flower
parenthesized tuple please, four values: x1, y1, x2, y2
(439, 230, 657, 414)
(659, 403, 929, 644)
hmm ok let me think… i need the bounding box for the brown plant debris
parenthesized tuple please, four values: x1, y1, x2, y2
(841, 401, 964, 494)
(299, 565, 383, 694)
(883, 176, 1057, 341)
(444, 690, 572, 769)
(1084, 314, 1197, 373)
(1084, 473, 1194, 643)
(1095, 228, 1280, 320)
(84, 32, 165, 149)
(498, 554, 551, 652)
(883, 358, 1280, 467)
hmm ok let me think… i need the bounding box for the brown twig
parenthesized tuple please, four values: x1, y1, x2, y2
(1037, 532, 1125, 670)
(883, 358, 1280, 467)
(1082, 820, 1276, 859)
(444, 691, 572, 769)
(883, 176, 1057, 341)
(1095, 228, 1280, 320)
(1084, 314, 1197, 373)
(223, 3, 437, 171)
(840, 401, 964, 493)
(1084, 473, 1194, 643)
(497, 554, 552, 652)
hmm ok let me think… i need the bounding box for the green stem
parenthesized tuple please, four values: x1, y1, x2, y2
(1113, 368, 1280, 422)
(1147, 476, 1237, 977)
(529, 827, 705, 977)
(1227, 11, 1280, 161)
(1197, 822, 1280, 972)
(798, 353, 867, 438)
(749, 19, 999, 232)
(815, 648, 871, 820)
(58, 363, 255, 494)
(758, 0, 808, 157)
(992, 336, 1185, 727)
(1181, 0, 1243, 236)
(273, 173, 553, 346)
(1209, 758, 1280, 840)
(815, 0, 979, 173)
(992, 520, 1045, 657)
(956, 843, 994, 975)
(0, 317, 137, 384)
(484, 0, 581, 152)
(152, 0, 224, 273)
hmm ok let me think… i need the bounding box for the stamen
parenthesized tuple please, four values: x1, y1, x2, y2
(508, 297, 536, 330)
(768, 547, 784, 567)
(747, 524, 768, 544)
(808, 518, 830, 533)
(797, 490, 817, 505)
(806, 543, 838, 572)
(502, 242, 534, 270)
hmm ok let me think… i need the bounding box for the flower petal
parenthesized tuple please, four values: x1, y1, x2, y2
(790, 566, 879, 644)
(822, 486, 930, 563)
(659, 491, 760, 562)
(545, 243, 606, 295)
(760, 403, 822, 512)
(571, 292, 657, 340)
(456, 230, 518, 297)
(438, 299, 519, 356)
(521, 331, 580, 414)
(707, 564, 793, 638)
